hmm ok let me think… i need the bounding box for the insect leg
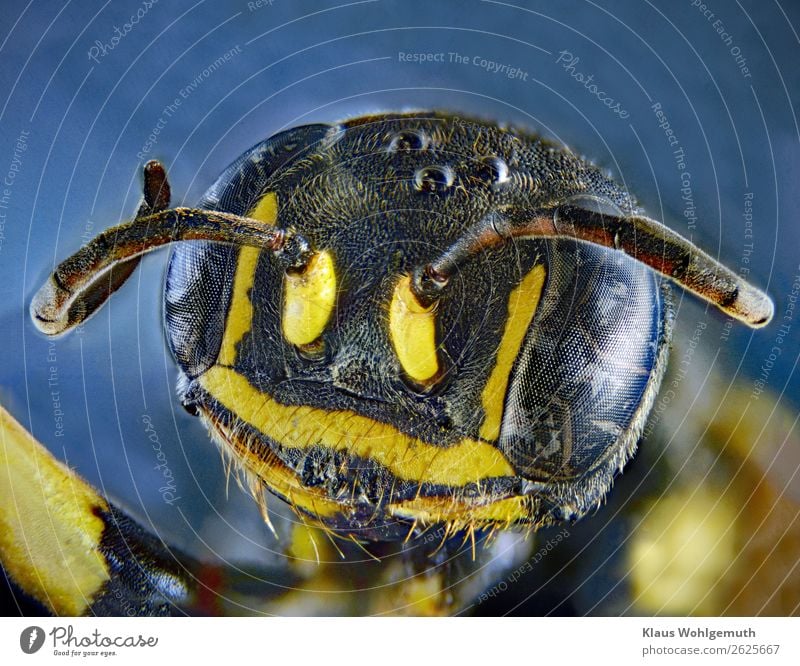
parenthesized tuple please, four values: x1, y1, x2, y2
(0, 404, 300, 616)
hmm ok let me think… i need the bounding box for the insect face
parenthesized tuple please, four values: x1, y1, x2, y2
(30, 113, 772, 543)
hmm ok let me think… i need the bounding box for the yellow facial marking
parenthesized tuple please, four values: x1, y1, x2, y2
(282, 250, 337, 347)
(249, 191, 278, 226)
(389, 275, 439, 383)
(218, 246, 260, 366)
(0, 405, 109, 616)
(479, 264, 546, 441)
(199, 365, 514, 486)
(217, 193, 278, 367)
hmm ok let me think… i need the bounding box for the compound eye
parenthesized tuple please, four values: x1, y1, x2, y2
(498, 242, 669, 497)
(282, 250, 337, 351)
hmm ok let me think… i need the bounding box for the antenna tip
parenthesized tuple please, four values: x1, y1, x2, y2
(30, 277, 71, 336)
(733, 283, 774, 328)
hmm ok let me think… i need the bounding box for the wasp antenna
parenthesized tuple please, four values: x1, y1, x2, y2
(551, 199, 774, 328)
(31, 161, 328, 336)
(412, 198, 774, 329)
(31, 205, 290, 335)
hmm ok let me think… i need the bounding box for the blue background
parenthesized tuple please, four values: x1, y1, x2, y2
(1, 0, 798, 614)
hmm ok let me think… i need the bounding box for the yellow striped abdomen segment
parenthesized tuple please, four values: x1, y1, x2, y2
(479, 264, 546, 441)
(0, 405, 109, 615)
(199, 365, 514, 486)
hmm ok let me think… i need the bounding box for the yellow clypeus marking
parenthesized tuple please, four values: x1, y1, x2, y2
(0, 405, 110, 616)
(217, 192, 278, 366)
(199, 365, 514, 486)
(389, 275, 439, 383)
(479, 264, 546, 441)
(282, 250, 337, 347)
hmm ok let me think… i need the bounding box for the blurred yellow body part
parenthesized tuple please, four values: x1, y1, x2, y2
(629, 378, 800, 616)
(706, 386, 800, 615)
(0, 405, 109, 615)
(628, 487, 737, 615)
